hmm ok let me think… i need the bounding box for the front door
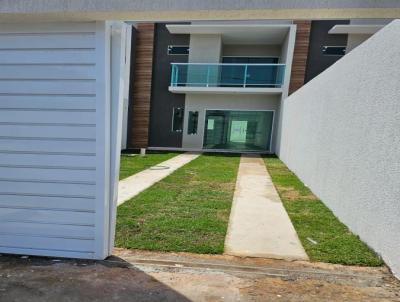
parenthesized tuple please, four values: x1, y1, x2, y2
(203, 110, 274, 151)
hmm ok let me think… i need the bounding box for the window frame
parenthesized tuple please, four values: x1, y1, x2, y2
(187, 111, 199, 135)
(322, 45, 346, 56)
(171, 107, 184, 133)
(167, 45, 190, 56)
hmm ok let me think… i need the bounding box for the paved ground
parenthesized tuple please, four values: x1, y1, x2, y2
(118, 152, 200, 205)
(224, 154, 308, 260)
(0, 249, 399, 302)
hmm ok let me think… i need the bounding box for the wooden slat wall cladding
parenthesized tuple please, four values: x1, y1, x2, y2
(128, 23, 155, 148)
(289, 20, 311, 95)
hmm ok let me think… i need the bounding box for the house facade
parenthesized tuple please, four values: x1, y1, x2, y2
(124, 19, 389, 153)
(0, 0, 399, 271)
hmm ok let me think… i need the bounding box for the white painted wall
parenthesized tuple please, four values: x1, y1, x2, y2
(222, 44, 282, 57)
(346, 34, 372, 52)
(120, 25, 132, 150)
(275, 25, 296, 155)
(108, 22, 130, 254)
(0, 21, 126, 260)
(279, 20, 400, 278)
(188, 34, 222, 63)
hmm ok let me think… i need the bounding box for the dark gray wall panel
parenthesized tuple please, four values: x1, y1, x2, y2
(304, 20, 349, 83)
(126, 26, 137, 148)
(148, 23, 189, 148)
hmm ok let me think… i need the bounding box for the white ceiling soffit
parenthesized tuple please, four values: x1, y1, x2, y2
(166, 24, 290, 44)
(329, 24, 384, 35)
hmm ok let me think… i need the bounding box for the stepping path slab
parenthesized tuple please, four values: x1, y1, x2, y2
(224, 154, 309, 261)
(118, 152, 201, 205)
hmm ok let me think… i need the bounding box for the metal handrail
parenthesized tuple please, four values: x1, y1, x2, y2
(171, 62, 286, 66)
(170, 62, 285, 88)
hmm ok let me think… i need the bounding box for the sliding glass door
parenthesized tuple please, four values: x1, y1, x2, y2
(203, 110, 274, 151)
(221, 57, 280, 87)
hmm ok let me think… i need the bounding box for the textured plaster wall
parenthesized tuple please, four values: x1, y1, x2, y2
(1, 1, 400, 22)
(1, 0, 400, 13)
(279, 20, 400, 278)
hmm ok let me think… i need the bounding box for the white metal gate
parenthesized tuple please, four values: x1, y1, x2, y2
(0, 21, 129, 259)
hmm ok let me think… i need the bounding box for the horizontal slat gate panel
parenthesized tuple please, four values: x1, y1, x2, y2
(0, 139, 96, 153)
(0, 181, 96, 197)
(0, 195, 95, 212)
(0, 153, 96, 168)
(0, 125, 96, 139)
(0, 167, 95, 182)
(0, 235, 95, 253)
(0, 21, 106, 258)
(0, 22, 97, 34)
(0, 247, 94, 258)
(0, 49, 96, 64)
(0, 222, 95, 239)
(0, 65, 96, 80)
(0, 111, 95, 124)
(0, 33, 95, 49)
(0, 95, 96, 110)
(0, 80, 96, 94)
(0, 208, 94, 225)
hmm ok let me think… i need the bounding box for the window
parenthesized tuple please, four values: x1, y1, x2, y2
(322, 46, 346, 56)
(187, 111, 199, 135)
(167, 45, 189, 55)
(221, 57, 280, 87)
(172, 107, 184, 132)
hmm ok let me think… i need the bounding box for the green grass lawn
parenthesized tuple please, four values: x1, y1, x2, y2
(263, 156, 383, 266)
(119, 152, 180, 180)
(115, 153, 240, 254)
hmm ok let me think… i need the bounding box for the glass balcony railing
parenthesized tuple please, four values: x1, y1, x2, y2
(170, 63, 285, 88)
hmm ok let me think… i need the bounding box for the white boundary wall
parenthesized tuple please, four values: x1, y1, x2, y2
(279, 20, 400, 277)
(0, 21, 128, 259)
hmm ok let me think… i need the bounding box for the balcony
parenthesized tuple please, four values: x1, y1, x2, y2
(169, 63, 285, 95)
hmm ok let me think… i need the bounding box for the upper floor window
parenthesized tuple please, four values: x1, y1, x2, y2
(322, 46, 346, 56)
(221, 56, 280, 88)
(168, 45, 189, 55)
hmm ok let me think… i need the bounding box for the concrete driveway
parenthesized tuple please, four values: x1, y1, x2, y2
(0, 249, 399, 302)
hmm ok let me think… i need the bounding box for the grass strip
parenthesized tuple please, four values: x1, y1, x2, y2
(264, 156, 383, 266)
(119, 152, 180, 180)
(116, 153, 240, 254)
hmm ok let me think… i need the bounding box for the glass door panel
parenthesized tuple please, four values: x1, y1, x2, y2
(204, 114, 226, 148)
(203, 110, 274, 151)
(221, 57, 279, 88)
(230, 120, 248, 143)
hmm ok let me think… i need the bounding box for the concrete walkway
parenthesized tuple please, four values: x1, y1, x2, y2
(118, 152, 201, 205)
(224, 154, 309, 261)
